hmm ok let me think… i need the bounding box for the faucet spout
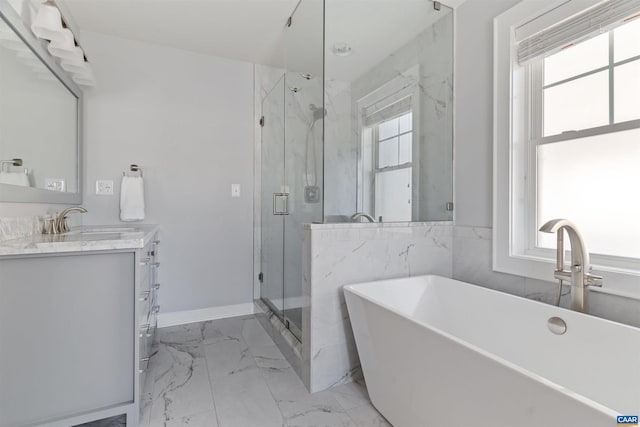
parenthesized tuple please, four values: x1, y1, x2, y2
(350, 212, 376, 223)
(539, 218, 602, 313)
(56, 206, 88, 234)
(539, 218, 590, 270)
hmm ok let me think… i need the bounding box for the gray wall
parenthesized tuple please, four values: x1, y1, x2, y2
(454, 0, 519, 227)
(79, 32, 254, 313)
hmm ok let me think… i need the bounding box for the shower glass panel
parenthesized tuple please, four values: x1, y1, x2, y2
(259, 0, 324, 342)
(324, 0, 454, 222)
(261, 76, 286, 317)
(283, 0, 324, 340)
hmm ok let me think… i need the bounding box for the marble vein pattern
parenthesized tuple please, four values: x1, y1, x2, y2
(254, 299, 305, 385)
(0, 224, 159, 256)
(348, 12, 454, 222)
(304, 222, 452, 392)
(141, 316, 389, 427)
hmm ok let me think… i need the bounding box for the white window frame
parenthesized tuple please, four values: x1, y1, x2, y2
(357, 65, 421, 220)
(493, 0, 640, 300)
(372, 110, 414, 222)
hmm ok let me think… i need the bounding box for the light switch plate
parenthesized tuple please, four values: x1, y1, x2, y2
(96, 180, 114, 196)
(231, 184, 241, 198)
(45, 178, 65, 192)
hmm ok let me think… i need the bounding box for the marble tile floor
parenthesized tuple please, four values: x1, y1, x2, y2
(141, 315, 390, 427)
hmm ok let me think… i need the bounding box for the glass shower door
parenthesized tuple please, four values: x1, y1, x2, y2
(261, 76, 285, 316)
(282, 0, 325, 341)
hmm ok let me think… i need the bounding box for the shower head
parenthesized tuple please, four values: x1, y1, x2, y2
(310, 104, 326, 122)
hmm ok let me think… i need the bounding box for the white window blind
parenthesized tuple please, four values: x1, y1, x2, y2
(362, 95, 412, 127)
(516, 0, 640, 65)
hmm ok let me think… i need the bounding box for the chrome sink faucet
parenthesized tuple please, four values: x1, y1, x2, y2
(55, 207, 87, 234)
(539, 219, 602, 313)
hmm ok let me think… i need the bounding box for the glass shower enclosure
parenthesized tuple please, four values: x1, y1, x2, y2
(259, 0, 454, 343)
(260, 0, 324, 341)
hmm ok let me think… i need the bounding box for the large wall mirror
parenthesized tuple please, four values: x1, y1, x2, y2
(0, 3, 82, 204)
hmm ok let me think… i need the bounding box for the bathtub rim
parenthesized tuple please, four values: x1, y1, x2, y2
(343, 274, 634, 418)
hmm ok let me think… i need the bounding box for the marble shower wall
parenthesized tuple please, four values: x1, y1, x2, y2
(349, 12, 454, 222)
(323, 79, 357, 221)
(283, 72, 324, 315)
(453, 225, 640, 328)
(303, 222, 452, 392)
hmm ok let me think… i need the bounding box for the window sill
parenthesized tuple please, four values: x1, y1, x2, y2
(493, 241, 640, 301)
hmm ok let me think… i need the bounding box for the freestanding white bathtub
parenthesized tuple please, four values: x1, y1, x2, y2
(344, 275, 640, 427)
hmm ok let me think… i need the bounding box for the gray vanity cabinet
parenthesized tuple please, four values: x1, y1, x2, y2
(0, 232, 160, 427)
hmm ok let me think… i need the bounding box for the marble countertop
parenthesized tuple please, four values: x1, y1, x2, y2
(304, 221, 453, 230)
(0, 224, 159, 256)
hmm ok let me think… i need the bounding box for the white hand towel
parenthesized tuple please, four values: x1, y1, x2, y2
(0, 171, 30, 187)
(120, 176, 145, 222)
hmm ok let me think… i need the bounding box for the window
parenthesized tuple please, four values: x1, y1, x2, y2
(372, 110, 413, 222)
(358, 67, 419, 222)
(494, 0, 640, 297)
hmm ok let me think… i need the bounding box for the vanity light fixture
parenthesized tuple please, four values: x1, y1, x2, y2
(70, 68, 95, 86)
(30, 1, 95, 86)
(47, 28, 84, 63)
(30, 2, 65, 42)
(60, 60, 95, 86)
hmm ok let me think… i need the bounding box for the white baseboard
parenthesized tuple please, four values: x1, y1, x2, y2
(157, 303, 255, 328)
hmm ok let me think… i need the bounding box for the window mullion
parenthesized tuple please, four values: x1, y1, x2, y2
(609, 30, 615, 125)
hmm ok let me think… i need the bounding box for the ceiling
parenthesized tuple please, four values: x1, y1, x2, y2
(58, 0, 299, 67)
(58, 0, 457, 79)
(324, 0, 452, 81)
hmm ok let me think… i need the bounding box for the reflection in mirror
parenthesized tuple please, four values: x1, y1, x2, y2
(0, 15, 78, 194)
(324, 0, 454, 222)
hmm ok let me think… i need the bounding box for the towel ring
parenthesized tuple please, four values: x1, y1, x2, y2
(123, 164, 143, 177)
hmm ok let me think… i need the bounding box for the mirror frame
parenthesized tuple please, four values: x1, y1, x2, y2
(0, 2, 83, 204)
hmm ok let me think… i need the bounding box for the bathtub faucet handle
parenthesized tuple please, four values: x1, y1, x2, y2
(586, 273, 603, 288)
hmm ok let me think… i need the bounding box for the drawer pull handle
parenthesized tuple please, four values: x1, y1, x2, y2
(139, 290, 151, 301)
(139, 257, 151, 266)
(152, 305, 160, 314)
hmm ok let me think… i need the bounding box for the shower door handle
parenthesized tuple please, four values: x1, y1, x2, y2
(273, 193, 289, 215)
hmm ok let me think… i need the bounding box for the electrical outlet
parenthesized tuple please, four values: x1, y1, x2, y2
(45, 178, 65, 192)
(231, 184, 241, 198)
(96, 180, 114, 195)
